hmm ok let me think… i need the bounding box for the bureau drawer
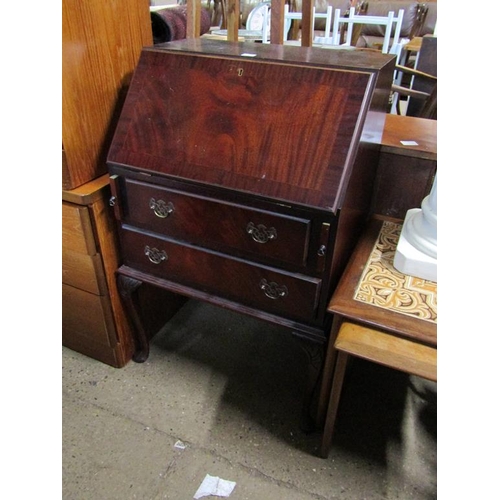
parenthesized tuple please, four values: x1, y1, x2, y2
(118, 178, 311, 267)
(120, 227, 322, 322)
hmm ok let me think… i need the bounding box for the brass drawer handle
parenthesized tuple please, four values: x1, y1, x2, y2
(149, 198, 174, 218)
(246, 222, 277, 244)
(144, 246, 168, 264)
(259, 279, 288, 300)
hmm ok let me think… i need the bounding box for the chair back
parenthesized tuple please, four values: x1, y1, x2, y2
(283, 4, 333, 41)
(331, 7, 405, 54)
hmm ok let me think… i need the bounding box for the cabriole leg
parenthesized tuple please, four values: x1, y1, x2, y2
(117, 274, 149, 363)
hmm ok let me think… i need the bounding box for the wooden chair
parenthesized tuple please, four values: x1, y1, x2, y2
(282, 4, 333, 42)
(331, 6, 405, 54)
(391, 65, 437, 119)
(392, 35, 437, 118)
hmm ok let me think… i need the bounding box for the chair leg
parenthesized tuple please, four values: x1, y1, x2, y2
(319, 350, 349, 458)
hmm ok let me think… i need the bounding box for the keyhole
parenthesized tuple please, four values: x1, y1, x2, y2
(237, 68, 244, 76)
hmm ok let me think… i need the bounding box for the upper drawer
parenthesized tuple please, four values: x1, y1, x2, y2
(120, 227, 322, 323)
(116, 178, 312, 268)
(62, 202, 96, 255)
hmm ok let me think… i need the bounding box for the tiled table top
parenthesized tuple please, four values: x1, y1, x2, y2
(354, 221, 437, 324)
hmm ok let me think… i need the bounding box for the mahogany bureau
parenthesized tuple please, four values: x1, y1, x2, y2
(107, 39, 395, 427)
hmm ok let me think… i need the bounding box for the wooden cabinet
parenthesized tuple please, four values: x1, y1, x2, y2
(62, 0, 153, 190)
(107, 40, 395, 419)
(371, 114, 437, 219)
(62, 176, 134, 367)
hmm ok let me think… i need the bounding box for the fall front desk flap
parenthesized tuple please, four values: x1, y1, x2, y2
(107, 39, 395, 212)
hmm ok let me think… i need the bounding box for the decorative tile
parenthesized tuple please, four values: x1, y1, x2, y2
(354, 221, 437, 323)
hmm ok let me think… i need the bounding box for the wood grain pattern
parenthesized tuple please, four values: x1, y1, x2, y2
(86, 190, 136, 366)
(62, 284, 117, 347)
(62, 0, 152, 189)
(225, 0, 240, 41)
(380, 114, 437, 159)
(270, 0, 285, 44)
(62, 202, 96, 255)
(300, 0, 314, 47)
(186, 0, 201, 38)
(120, 226, 322, 322)
(108, 41, 395, 211)
(62, 250, 106, 295)
(336, 322, 437, 381)
(120, 177, 312, 268)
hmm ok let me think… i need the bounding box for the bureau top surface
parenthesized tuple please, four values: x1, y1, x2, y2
(108, 40, 394, 212)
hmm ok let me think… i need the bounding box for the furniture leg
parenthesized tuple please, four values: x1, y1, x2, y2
(294, 335, 325, 433)
(117, 274, 150, 363)
(320, 350, 349, 458)
(315, 314, 342, 429)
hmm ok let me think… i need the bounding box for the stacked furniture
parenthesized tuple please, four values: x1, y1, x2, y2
(62, 0, 176, 367)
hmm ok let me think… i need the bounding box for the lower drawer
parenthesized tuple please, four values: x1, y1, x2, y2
(120, 227, 322, 322)
(62, 284, 117, 347)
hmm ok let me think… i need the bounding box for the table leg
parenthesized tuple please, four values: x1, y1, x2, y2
(315, 314, 342, 428)
(320, 350, 349, 458)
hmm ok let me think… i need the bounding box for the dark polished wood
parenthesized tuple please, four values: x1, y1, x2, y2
(117, 275, 149, 362)
(371, 114, 437, 219)
(406, 35, 437, 118)
(108, 40, 394, 212)
(108, 40, 395, 428)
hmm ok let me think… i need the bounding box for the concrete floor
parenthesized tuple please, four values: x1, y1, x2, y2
(62, 299, 437, 499)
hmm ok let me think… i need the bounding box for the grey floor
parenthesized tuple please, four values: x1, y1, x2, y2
(62, 299, 437, 500)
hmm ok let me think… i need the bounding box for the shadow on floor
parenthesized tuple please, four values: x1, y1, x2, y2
(147, 299, 436, 465)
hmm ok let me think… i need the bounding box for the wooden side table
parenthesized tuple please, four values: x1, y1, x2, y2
(317, 217, 437, 458)
(371, 114, 437, 219)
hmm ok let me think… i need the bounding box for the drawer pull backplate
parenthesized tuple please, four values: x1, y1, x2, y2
(149, 198, 174, 218)
(259, 279, 288, 300)
(246, 222, 277, 244)
(144, 246, 168, 264)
